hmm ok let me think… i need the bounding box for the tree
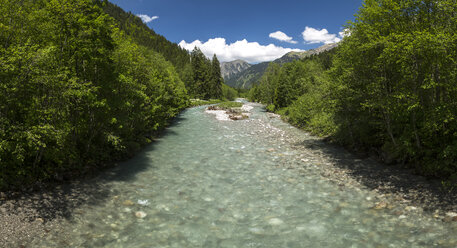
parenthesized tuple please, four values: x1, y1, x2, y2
(0, 0, 189, 189)
(209, 54, 223, 99)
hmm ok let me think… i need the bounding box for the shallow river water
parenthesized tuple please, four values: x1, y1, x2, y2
(33, 102, 457, 247)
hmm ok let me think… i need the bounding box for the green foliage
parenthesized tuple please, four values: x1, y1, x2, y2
(188, 99, 223, 107)
(186, 48, 224, 100)
(251, 0, 457, 180)
(98, 0, 190, 72)
(331, 0, 457, 177)
(99, 1, 224, 102)
(222, 84, 238, 101)
(0, 0, 188, 189)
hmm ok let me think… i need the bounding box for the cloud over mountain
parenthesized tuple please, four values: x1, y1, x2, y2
(302, 26, 341, 44)
(179, 38, 303, 63)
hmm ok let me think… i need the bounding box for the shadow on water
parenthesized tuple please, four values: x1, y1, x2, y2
(2, 114, 187, 223)
(293, 137, 457, 212)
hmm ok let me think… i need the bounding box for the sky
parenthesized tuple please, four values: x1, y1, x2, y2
(109, 0, 363, 63)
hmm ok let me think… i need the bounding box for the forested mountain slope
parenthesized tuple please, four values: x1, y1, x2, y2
(100, 1, 190, 72)
(225, 43, 338, 89)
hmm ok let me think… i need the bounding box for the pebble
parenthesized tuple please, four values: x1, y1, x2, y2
(122, 200, 134, 206)
(443, 215, 457, 223)
(446, 212, 457, 218)
(268, 218, 284, 226)
(296, 226, 306, 231)
(372, 201, 388, 210)
(405, 206, 417, 211)
(339, 202, 349, 208)
(135, 211, 147, 219)
(137, 199, 149, 206)
(249, 227, 265, 235)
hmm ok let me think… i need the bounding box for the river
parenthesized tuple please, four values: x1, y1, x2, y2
(32, 102, 457, 247)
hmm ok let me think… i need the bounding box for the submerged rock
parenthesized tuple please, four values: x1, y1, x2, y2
(137, 199, 150, 206)
(249, 227, 265, 235)
(443, 212, 457, 222)
(268, 218, 284, 226)
(228, 114, 249, 121)
(405, 206, 417, 211)
(122, 200, 134, 206)
(135, 211, 147, 219)
(372, 201, 389, 210)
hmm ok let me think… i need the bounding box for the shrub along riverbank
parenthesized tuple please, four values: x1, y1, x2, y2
(249, 0, 457, 182)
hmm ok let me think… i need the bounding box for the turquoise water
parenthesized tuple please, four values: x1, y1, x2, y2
(34, 103, 457, 247)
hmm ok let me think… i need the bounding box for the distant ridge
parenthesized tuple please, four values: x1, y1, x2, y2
(220, 60, 251, 82)
(222, 43, 338, 89)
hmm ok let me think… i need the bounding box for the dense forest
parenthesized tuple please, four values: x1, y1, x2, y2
(0, 0, 234, 189)
(250, 0, 457, 180)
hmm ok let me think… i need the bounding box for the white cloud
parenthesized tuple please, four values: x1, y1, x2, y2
(136, 14, 159, 23)
(339, 28, 351, 38)
(179, 38, 303, 63)
(302, 26, 341, 44)
(269, 31, 297, 44)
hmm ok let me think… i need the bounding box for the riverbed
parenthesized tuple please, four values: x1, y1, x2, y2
(6, 102, 457, 247)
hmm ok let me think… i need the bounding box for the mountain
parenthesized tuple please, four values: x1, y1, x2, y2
(225, 43, 339, 89)
(220, 60, 251, 81)
(224, 62, 269, 89)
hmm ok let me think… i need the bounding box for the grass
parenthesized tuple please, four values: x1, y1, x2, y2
(216, 101, 243, 109)
(188, 99, 223, 107)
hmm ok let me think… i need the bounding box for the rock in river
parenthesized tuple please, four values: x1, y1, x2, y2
(122, 200, 134, 206)
(135, 211, 147, 219)
(268, 218, 284, 226)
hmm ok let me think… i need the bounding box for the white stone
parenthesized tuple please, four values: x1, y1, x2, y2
(205, 109, 231, 121)
(405, 206, 417, 211)
(296, 226, 306, 231)
(137, 199, 150, 206)
(249, 227, 265, 234)
(135, 211, 147, 218)
(445, 212, 457, 217)
(241, 104, 254, 112)
(268, 218, 284, 226)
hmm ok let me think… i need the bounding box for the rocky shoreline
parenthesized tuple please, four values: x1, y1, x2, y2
(262, 110, 457, 221)
(1, 103, 457, 247)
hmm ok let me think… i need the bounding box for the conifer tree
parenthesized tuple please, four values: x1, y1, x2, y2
(210, 54, 223, 99)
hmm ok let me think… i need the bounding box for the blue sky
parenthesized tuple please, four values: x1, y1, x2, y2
(109, 0, 363, 63)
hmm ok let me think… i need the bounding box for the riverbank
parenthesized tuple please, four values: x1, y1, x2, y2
(265, 108, 457, 215)
(2, 102, 457, 247)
